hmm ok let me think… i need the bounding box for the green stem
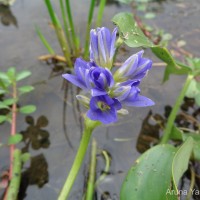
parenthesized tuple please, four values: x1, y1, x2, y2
(65, 0, 78, 53)
(7, 149, 22, 200)
(86, 138, 97, 200)
(83, 0, 96, 59)
(160, 74, 193, 144)
(95, 150, 110, 187)
(58, 118, 100, 200)
(96, 0, 106, 27)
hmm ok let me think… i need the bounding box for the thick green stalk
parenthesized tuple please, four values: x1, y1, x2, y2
(65, 0, 77, 53)
(59, 0, 72, 50)
(44, 0, 72, 67)
(83, 0, 96, 59)
(55, 26, 73, 68)
(86, 138, 97, 200)
(160, 74, 193, 144)
(7, 149, 22, 200)
(58, 118, 100, 200)
(96, 0, 106, 27)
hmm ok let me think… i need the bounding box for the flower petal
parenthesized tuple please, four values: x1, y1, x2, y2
(62, 74, 87, 89)
(124, 95, 155, 107)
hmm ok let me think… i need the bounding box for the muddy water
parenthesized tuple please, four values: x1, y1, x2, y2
(0, 0, 200, 199)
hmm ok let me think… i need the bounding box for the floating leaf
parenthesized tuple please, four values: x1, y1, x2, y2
(18, 85, 34, 94)
(8, 134, 23, 145)
(177, 40, 186, 47)
(117, 0, 133, 3)
(112, 12, 153, 48)
(19, 105, 36, 114)
(162, 33, 173, 41)
(16, 71, 31, 81)
(120, 144, 176, 200)
(144, 12, 156, 19)
(21, 153, 31, 163)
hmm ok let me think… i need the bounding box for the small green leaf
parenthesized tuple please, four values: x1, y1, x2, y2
(8, 134, 23, 145)
(112, 12, 153, 48)
(195, 93, 200, 106)
(0, 115, 7, 123)
(170, 125, 183, 140)
(186, 79, 200, 97)
(19, 105, 36, 114)
(162, 33, 173, 41)
(120, 144, 176, 200)
(151, 47, 191, 82)
(16, 71, 31, 81)
(144, 12, 156, 19)
(7, 67, 16, 81)
(3, 98, 17, 106)
(0, 72, 10, 81)
(0, 102, 9, 109)
(21, 153, 31, 163)
(0, 89, 7, 95)
(18, 85, 34, 94)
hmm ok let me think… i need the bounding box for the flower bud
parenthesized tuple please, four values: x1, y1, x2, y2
(76, 95, 90, 108)
(90, 27, 118, 69)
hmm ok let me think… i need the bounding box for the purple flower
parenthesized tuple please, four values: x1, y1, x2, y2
(90, 27, 117, 69)
(63, 58, 114, 96)
(62, 58, 91, 90)
(114, 50, 152, 82)
(85, 65, 114, 96)
(63, 27, 155, 125)
(111, 83, 154, 107)
(87, 95, 121, 124)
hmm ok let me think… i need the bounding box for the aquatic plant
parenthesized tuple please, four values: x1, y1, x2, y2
(58, 26, 154, 199)
(0, 68, 36, 199)
(58, 12, 200, 200)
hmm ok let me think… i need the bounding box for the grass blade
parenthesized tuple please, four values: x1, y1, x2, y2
(36, 26, 55, 54)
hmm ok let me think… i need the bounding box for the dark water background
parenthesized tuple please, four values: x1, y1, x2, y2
(0, 0, 200, 199)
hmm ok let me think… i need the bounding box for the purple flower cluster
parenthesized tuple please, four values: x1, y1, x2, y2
(63, 27, 154, 124)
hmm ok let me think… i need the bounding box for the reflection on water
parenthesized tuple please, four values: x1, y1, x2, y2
(18, 154, 49, 200)
(137, 97, 200, 153)
(18, 116, 50, 199)
(0, 4, 17, 27)
(21, 115, 50, 151)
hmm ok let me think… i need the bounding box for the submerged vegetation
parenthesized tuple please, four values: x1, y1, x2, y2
(0, 0, 200, 200)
